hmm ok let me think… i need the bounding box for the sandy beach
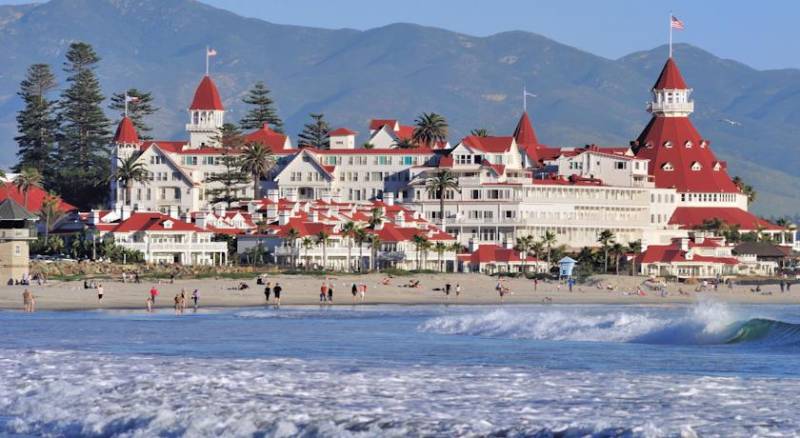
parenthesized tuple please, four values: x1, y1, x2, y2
(1, 273, 799, 311)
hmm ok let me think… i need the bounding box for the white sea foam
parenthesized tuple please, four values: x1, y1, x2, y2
(420, 299, 742, 345)
(1, 349, 799, 437)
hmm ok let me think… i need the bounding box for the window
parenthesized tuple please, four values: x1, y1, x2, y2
(471, 190, 482, 200)
(662, 162, 674, 171)
(614, 161, 626, 170)
(456, 155, 471, 165)
(183, 156, 197, 165)
(663, 141, 673, 148)
(691, 162, 702, 171)
(402, 156, 414, 165)
(685, 141, 693, 149)
(174, 188, 181, 199)
(713, 162, 722, 171)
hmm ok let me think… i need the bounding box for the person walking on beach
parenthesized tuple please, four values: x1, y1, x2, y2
(180, 288, 187, 311)
(174, 294, 183, 315)
(273, 282, 282, 307)
(455, 283, 461, 299)
(320, 281, 328, 304)
(191, 289, 199, 310)
(150, 286, 159, 304)
(360, 283, 367, 302)
(264, 281, 272, 303)
(145, 296, 153, 313)
(533, 278, 538, 291)
(445, 283, 452, 300)
(97, 283, 104, 302)
(351, 283, 358, 304)
(327, 282, 334, 304)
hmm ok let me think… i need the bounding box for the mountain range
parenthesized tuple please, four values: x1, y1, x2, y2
(0, 0, 798, 217)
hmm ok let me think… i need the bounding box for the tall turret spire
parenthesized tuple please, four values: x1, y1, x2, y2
(647, 58, 694, 118)
(186, 75, 225, 148)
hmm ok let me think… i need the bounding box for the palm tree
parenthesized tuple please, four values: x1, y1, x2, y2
(627, 239, 643, 276)
(112, 155, 148, 207)
(368, 207, 384, 229)
(425, 170, 460, 227)
(733, 176, 757, 204)
(240, 142, 274, 199)
(541, 231, 557, 267)
(341, 221, 357, 272)
(412, 112, 448, 148)
(316, 230, 330, 270)
(395, 137, 417, 149)
(420, 240, 433, 271)
(597, 229, 616, 273)
(14, 167, 42, 209)
(354, 227, 367, 272)
(368, 234, 382, 271)
(434, 241, 447, 272)
(515, 235, 533, 271)
(470, 128, 489, 137)
(301, 237, 314, 270)
(0, 169, 6, 186)
(285, 228, 300, 269)
(39, 193, 61, 242)
(412, 234, 428, 271)
(611, 242, 624, 275)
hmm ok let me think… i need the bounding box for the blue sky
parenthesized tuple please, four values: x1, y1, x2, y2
(2, 0, 797, 70)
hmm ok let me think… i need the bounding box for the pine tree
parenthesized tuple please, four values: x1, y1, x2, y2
(109, 88, 158, 139)
(14, 64, 59, 182)
(240, 81, 283, 132)
(297, 113, 330, 149)
(204, 123, 250, 203)
(56, 42, 111, 209)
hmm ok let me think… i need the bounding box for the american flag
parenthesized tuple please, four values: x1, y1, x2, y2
(207, 48, 218, 57)
(671, 15, 685, 30)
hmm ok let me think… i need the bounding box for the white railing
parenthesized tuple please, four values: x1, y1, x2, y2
(118, 242, 228, 252)
(647, 101, 694, 114)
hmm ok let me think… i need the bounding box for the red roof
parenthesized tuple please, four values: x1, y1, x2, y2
(0, 184, 75, 213)
(635, 116, 739, 193)
(513, 112, 539, 149)
(369, 119, 398, 131)
(308, 147, 436, 156)
(189, 75, 224, 110)
(329, 127, 357, 136)
(396, 125, 414, 140)
(462, 135, 515, 153)
(141, 141, 186, 154)
(244, 123, 290, 151)
(458, 244, 540, 264)
(111, 212, 209, 233)
(668, 207, 780, 231)
(113, 116, 139, 144)
(653, 57, 689, 90)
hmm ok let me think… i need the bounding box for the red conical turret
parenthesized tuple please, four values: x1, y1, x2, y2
(190, 75, 224, 110)
(653, 57, 688, 90)
(513, 112, 539, 147)
(113, 116, 140, 144)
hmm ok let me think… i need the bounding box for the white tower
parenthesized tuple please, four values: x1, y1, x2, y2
(647, 58, 694, 118)
(186, 75, 225, 149)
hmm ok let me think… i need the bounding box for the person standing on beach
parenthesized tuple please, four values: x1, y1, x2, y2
(180, 288, 187, 311)
(360, 283, 367, 302)
(191, 289, 199, 310)
(455, 283, 461, 299)
(351, 283, 358, 304)
(273, 282, 282, 307)
(174, 294, 183, 315)
(97, 283, 104, 301)
(327, 282, 334, 304)
(150, 286, 159, 304)
(445, 283, 452, 300)
(22, 289, 32, 313)
(264, 281, 272, 303)
(533, 278, 538, 291)
(320, 281, 328, 304)
(145, 296, 153, 313)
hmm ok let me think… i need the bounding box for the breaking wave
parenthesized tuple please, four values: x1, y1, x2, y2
(420, 300, 800, 347)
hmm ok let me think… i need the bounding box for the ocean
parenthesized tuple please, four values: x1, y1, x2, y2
(0, 299, 798, 437)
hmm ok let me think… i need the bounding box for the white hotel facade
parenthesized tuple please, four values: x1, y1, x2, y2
(108, 54, 787, 261)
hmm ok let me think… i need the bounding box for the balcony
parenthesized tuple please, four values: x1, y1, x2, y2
(0, 228, 36, 240)
(117, 241, 228, 253)
(647, 101, 694, 115)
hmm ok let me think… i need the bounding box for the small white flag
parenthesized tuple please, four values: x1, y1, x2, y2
(207, 48, 218, 57)
(125, 95, 140, 103)
(671, 15, 685, 30)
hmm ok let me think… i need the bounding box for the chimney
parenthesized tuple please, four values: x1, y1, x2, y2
(266, 204, 278, 220)
(384, 192, 395, 206)
(310, 210, 320, 223)
(121, 205, 131, 221)
(267, 189, 279, 204)
(196, 214, 207, 229)
(169, 205, 180, 220)
(395, 211, 406, 228)
(278, 210, 291, 226)
(247, 201, 258, 214)
(680, 238, 689, 252)
(468, 238, 478, 253)
(182, 212, 192, 223)
(88, 209, 100, 226)
(214, 203, 225, 217)
(114, 203, 122, 220)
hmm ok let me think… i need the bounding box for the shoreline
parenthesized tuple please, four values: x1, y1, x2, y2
(2, 272, 800, 311)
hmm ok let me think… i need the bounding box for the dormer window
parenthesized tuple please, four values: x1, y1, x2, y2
(700, 140, 707, 148)
(685, 141, 693, 148)
(163, 220, 173, 229)
(713, 162, 722, 171)
(663, 141, 673, 148)
(645, 141, 654, 149)
(691, 162, 702, 171)
(662, 162, 674, 171)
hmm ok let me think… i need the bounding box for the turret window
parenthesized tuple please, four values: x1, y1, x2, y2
(645, 141, 654, 149)
(713, 162, 722, 171)
(685, 141, 693, 148)
(691, 162, 702, 171)
(663, 141, 673, 148)
(700, 140, 707, 148)
(661, 162, 674, 171)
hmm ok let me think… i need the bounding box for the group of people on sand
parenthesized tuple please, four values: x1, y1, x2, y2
(262, 281, 283, 307)
(442, 282, 461, 301)
(351, 282, 368, 303)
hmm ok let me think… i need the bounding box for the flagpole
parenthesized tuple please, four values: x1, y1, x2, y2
(205, 46, 209, 76)
(523, 84, 527, 112)
(124, 92, 128, 117)
(669, 13, 673, 58)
